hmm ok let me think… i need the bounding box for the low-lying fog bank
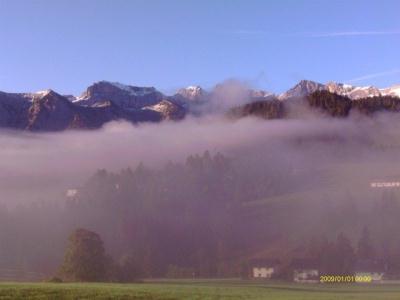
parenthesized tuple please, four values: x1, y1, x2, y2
(1, 112, 400, 206)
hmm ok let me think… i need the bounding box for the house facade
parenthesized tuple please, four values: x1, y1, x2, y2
(249, 259, 281, 279)
(253, 266, 275, 278)
(290, 259, 319, 283)
(293, 269, 319, 283)
(355, 271, 384, 282)
(355, 259, 387, 283)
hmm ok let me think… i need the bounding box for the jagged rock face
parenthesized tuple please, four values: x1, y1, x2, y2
(325, 82, 355, 95)
(279, 80, 325, 100)
(144, 100, 186, 121)
(249, 90, 275, 101)
(171, 86, 210, 115)
(348, 86, 381, 99)
(174, 85, 275, 105)
(170, 86, 216, 117)
(0, 92, 30, 129)
(0, 87, 166, 131)
(326, 82, 381, 99)
(1, 80, 400, 132)
(73, 102, 161, 129)
(175, 86, 207, 102)
(27, 90, 79, 131)
(75, 81, 164, 109)
(27, 91, 162, 131)
(282, 80, 400, 100)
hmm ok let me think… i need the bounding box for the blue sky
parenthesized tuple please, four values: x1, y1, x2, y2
(0, 0, 399, 95)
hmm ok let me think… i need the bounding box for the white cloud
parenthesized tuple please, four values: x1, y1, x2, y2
(305, 30, 400, 37)
(229, 29, 400, 38)
(347, 69, 400, 83)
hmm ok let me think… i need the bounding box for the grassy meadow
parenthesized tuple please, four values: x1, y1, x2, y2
(1, 280, 400, 300)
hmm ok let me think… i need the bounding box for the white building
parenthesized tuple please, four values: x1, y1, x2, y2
(66, 189, 78, 198)
(355, 260, 387, 283)
(355, 271, 384, 282)
(250, 259, 281, 279)
(293, 269, 319, 283)
(291, 259, 319, 283)
(253, 266, 275, 278)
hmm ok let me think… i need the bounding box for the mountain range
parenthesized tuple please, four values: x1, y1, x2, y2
(279, 80, 400, 100)
(1, 80, 399, 131)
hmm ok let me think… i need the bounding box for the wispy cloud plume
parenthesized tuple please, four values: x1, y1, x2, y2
(305, 30, 400, 37)
(229, 29, 400, 38)
(347, 69, 400, 83)
(232, 29, 267, 35)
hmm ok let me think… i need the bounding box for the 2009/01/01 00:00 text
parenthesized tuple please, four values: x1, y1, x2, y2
(320, 275, 372, 283)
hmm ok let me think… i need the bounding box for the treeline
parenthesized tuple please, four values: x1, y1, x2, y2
(271, 192, 400, 279)
(227, 100, 285, 120)
(68, 152, 242, 277)
(2, 152, 400, 280)
(307, 91, 352, 117)
(53, 224, 400, 282)
(64, 151, 289, 278)
(308, 91, 400, 117)
(228, 91, 400, 119)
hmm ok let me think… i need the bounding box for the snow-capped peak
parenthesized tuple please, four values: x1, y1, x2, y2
(279, 80, 325, 100)
(144, 100, 174, 113)
(182, 85, 203, 94)
(21, 89, 54, 101)
(73, 81, 164, 109)
(325, 82, 379, 99)
(74, 81, 158, 102)
(380, 84, 400, 98)
(279, 80, 400, 100)
(143, 99, 185, 120)
(250, 89, 274, 99)
(35, 89, 53, 97)
(176, 85, 206, 101)
(186, 85, 202, 92)
(89, 81, 157, 97)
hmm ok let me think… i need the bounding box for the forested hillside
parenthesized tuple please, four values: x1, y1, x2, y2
(1, 150, 400, 279)
(229, 91, 400, 119)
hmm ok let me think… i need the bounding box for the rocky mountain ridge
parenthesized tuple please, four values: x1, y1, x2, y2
(279, 80, 400, 100)
(1, 80, 399, 131)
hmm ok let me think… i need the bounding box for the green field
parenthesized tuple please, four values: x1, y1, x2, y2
(1, 280, 400, 300)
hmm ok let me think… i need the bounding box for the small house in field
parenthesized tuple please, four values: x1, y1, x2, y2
(66, 189, 78, 198)
(355, 259, 386, 282)
(290, 259, 319, 283)
(249, 259, 281, 279)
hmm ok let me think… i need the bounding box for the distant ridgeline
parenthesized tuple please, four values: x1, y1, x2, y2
(1, 80, 400, 131)
(229, 91, 400, 120)
(308, 91, 400, 117)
